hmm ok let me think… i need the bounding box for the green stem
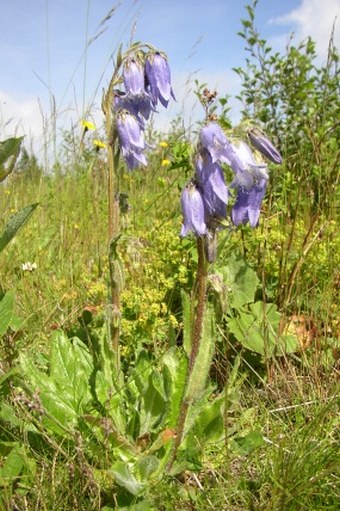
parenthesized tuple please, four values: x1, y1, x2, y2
(167, 236, 207, 470)
(103, 78, 121, 362)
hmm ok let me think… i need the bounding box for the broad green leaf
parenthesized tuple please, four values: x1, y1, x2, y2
(139, 374, 166, 436)
(0, 402, 21, 428)
(110, 462, 145, 496)
(0, 290, 15, 336)
(216, 252, 259, 310)
(228, 301, 299, 357)
(49, 332, 93, 411)
(192, 393, 225, 443)
(137, 455, 159, 480)
(0, 445, 25, 480)
(0, 203, 38, 253)
(161, 347, 187, 427)
(0, 366, 19, 387)
(0, 136, 23, 182)
(185, 305, 215, 401)
(230, 430, 265, 455)
(19, 332, 94, 434)
(228, 302, 276, 356)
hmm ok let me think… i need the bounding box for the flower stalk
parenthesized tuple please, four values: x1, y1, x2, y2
(102, 43, 175, 363)
(167, 236, 208, 470)
(102, 68, 121, 362)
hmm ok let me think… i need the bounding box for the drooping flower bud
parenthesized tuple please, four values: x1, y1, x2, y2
(123, 57, 145, 95)
(145, 52, 176, 108)
(180, 181, 207, 237)
(248, 128, 282, 164)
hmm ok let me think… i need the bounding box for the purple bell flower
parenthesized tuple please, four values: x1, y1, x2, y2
(180, 181, 207, 237)
(113, 90, 155, 125)
(199, 122, 232, 164)
(248, 128, 282, 164)
(195, 152, 228, 219)
(228, 141, 268, 189)
(145, 52, 176, 108)
(232, 178, 267, 228)
(116, 110, 147, 170)
(123, 57, 145, 95)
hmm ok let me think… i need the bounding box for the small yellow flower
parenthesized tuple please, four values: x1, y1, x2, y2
(93, 139, 106, 150)
(161, 159, 171, 167)
(159, 141, 168, 148)
(81, 120, 96, 131)
(4, 189, 11, 195)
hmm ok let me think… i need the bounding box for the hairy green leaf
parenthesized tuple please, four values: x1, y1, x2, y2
(0, 290, 15, 336)
(0, 203, 38, 253)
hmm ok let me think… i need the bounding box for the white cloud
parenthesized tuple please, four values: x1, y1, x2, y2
(272, 0, 340, 57)
(0, 90, 44, 152)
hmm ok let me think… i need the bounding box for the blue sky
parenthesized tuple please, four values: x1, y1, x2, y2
(0, 0, 339, 158)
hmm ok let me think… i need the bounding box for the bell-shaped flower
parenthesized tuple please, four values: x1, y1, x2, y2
(116, 110, 147, 170)
(195, 152, 228, 219)
(113, 90, 155, 125)
(231, 178, 267, 228)
(199, 122, 232, 164)
(123, 57, 145, 95)
(228, 141, 268, 189)
(145, 52, 176, 108)
(248, 128, 282, 164)
(180, 181, 207, 237)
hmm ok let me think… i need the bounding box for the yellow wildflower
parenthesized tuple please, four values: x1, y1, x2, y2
(161, 159, 171, 167)
(81, 120, 96, 131)
(93, 139, 106, 150)
(159, 141, 168, 148)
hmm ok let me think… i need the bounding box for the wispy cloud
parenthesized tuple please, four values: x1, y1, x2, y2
(271, 0, 339, 57)
(0, 90, 43, 142)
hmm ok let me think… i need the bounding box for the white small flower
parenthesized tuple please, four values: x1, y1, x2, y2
(22, 262, 37, 272)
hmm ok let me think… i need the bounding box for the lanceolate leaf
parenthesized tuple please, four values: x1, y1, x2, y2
(19, 332, 94, 434)
(0, 203, 38, 253)
(185, 305, 215, 402)
(0, 136, 23, 182)
(181, 291, 192, 356)
(0, 290, 15, 336)
(110, 461, 145, 496)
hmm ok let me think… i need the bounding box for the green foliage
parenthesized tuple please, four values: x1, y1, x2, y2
(0, 291, 15, 337)
(211, 252, 299, 358)
(231, 0, 340, 315)
(10, 326, 224, 504)
(0, 203, 39, 254)
(0, 137, 23, 183)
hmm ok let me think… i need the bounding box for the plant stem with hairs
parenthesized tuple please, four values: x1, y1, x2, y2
(102, 55, 122, 361)
(167, 236, 208, 470)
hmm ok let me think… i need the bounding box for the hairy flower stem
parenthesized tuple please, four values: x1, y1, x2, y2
(103, 77, 121, 364)
(167, 236, 208, 470)
(189, 236, 208, 372)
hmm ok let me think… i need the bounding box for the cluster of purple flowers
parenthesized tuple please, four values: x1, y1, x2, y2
(180, 122, 282, 237)
(114, 51, 175, 170)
